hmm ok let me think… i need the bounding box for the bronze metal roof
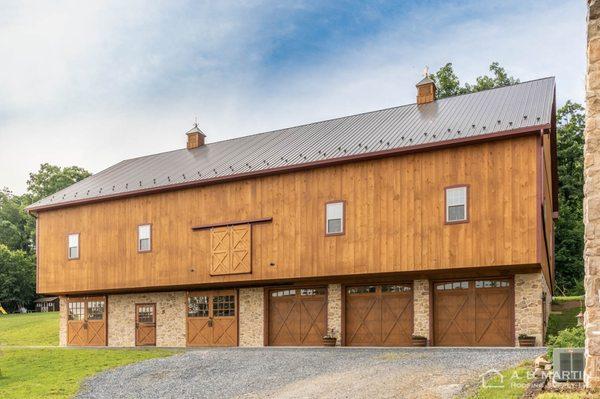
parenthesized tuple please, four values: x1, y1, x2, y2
(27, 77, 555, 212)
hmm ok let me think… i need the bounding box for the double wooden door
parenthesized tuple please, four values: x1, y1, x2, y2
(268, 287, 327, 346)
(187, 290, 238, 346)
(135, 304, 156, 346)
(344, 284, 413, 346)
(433, 279, 513, 346)
(67, 296, 107, 346)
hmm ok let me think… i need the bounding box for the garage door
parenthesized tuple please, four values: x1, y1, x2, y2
(268, 287, 327, 346)
(433, 279, 513, 346)
(345, 284, 413, 346)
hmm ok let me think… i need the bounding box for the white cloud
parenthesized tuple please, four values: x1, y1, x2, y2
(0, 1, 587, 193)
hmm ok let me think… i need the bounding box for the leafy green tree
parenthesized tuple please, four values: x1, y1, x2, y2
(0, 163, 90, 310)
(430, 62, 519, 99)
(554, 101, 585, 294)
(26, 163, 90, 203)
(0, 189, 34, 252)
(0, 244, 36, 312)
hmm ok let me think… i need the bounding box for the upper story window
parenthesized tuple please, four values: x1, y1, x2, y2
(445, 186, 468, 223)
(138, 224, 151, 252)
(68, 233, 79, 260)
(326, 201, 344, 235)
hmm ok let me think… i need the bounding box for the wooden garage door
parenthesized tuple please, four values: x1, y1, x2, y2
(187, 290, 238, 347)
(345, 284, 413, 346)
(67, 296, 107, 346)
(268, 287, 327, 346)
(433, 279, 513, 346)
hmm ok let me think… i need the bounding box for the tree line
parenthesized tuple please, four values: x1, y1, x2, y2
(0, 63, 585, 312)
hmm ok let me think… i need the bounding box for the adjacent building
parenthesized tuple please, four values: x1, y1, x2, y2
(27, 76, 557, 348)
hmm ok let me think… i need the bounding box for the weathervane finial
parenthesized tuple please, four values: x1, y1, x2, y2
(423, 66, 429, 77)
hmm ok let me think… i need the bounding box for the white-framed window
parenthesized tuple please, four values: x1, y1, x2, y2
(68, 233, 79, 259)
(446, 186, 468, 223)
(326, 201, 344, 235)
(138, 224, 151, 252)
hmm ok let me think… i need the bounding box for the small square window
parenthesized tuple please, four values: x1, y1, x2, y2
(446, 186, 468, 223)
(138, 224, 151, 252)
(326, 202, 344, 235)
(68, 234, 79, 259)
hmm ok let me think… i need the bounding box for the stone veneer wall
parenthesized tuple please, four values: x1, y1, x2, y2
(413, 279, 430, 340)
(514, 273, 550, 346)
(327, 284, 342, 345)
(586, 0, 600, 388)
(59, 296, 68, 346)
(108, 291, 186, 347)
(238, 287, 264, 346)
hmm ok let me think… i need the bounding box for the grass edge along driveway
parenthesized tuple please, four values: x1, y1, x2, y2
(0, 347, 177, 399)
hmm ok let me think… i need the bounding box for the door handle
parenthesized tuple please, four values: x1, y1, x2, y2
(208, 318, 213, 327)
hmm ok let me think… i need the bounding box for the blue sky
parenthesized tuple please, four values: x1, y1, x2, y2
(0, 0, 587, 193)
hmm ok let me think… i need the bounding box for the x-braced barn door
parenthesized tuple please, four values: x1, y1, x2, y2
(67, 296, 107, 346)
(187, 290, 238, 347)
(135, 303, 156, 346)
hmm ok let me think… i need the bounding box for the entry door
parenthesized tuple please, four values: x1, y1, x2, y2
(135, 304, 157, 346)
(268, 287, 327, 346)
(187, 290, 238, 347)
(67, 297, 107, 346)
(433, 279, 513, 346)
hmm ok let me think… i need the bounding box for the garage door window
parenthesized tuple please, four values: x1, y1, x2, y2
(300, 288, 325, 296)
(382, 284, 412, 293)
(436, 281, 469, 290)
(271, 289, 296, 297)
(347, 286, 377, 294)
(68, 302, 84, 320)
(475, 280, 510, 288)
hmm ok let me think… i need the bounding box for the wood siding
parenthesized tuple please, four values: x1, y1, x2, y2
(37, 135, 542, 294)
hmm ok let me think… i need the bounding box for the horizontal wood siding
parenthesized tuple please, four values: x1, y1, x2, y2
(37, 136, 540, 294)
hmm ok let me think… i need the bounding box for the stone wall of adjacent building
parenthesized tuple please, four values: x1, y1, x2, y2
(514, 273, 550, 346)
(413, 279, 430, 340)
(239, 287, 264, 346)
(327, 284, 342, 345)
(586, 0, 600, 388)
(107, 291, 186, 347)
(58, 296, 68, 346)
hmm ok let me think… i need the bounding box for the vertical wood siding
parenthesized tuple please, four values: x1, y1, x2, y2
(37, 136, 540, 293)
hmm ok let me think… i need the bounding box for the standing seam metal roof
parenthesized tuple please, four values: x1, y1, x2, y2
(28, 77, 555, 210)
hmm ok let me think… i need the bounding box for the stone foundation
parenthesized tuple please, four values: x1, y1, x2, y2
(108, 291, 186, 347)
(239, 287, 264, 346)
(413, 279, 430, 340)
(327, 284, 342, 344)
(514, 272, 550, 347)
(59, 296, 68, 346)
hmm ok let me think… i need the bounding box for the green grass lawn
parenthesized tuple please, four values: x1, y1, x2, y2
(468, 362, 532, 399)
(0, 312, 59, 346)
(0, 313, 178, 399)
(0, 348, 176, 399)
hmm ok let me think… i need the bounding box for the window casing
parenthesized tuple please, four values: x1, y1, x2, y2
(68, 233, 79, 259)
(445, 186, 468, 223)
(138, 224, 151, 252)
(325, 201, 344, 235)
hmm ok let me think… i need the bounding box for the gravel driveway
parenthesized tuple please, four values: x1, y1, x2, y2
(76, 347, 544, 399)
